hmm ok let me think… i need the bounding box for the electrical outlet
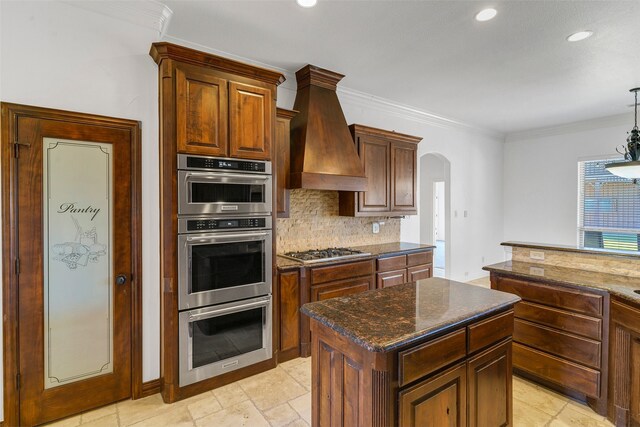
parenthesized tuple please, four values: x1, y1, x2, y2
(530, 251, 545, 261)
(372, 222, 380, 234)
(481, 256, 485, 263)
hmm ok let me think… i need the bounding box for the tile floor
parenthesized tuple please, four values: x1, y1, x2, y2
(46, 357, 612, 427)
(45, 276, 614, 427)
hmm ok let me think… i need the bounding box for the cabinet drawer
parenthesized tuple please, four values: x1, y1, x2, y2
(377, 269, 407, 289)
(514, 319, 601, 369)
(398, 329, 467, 387)
(310, 259, 374, 285)
(407, 250, 433, 267)
(513, 343, 600, 398)
(377, 254, 407, 272)
(468, 310, 514, 354)
(310, 276, 373, 302)
(496, 277, 603, 317)
(407, 264, 432, 282)
(515, 301, 602, 340)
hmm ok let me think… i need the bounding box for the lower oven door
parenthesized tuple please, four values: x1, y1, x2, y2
(178, 230, 272, 310)
(179, 295, 272, 387)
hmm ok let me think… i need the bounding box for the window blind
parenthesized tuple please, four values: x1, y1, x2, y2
(578, 159, 640, 252)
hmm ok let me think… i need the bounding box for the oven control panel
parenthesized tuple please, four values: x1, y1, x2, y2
(178, 216, 271, 234)
(178, 154, 271, 174)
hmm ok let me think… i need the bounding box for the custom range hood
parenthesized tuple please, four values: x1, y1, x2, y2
(289, 65, 367, 191)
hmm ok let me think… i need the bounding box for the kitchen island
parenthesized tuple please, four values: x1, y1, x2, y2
(301, 277, 520, 427)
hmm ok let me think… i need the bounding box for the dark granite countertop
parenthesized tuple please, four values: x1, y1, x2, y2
(484, 261, 640, 304)
(350, 242, 435, 258)
(502, 241, 640, 259)
(300, 277, 520, 352)
(276, 241, 435, 269)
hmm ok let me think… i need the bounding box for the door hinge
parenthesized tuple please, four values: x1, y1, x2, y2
(15, 258, 20, 276)
(16, 373, 20, 390)
(13, 140, 31, 158)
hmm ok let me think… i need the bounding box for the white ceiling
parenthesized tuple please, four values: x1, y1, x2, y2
(162, 0, 640, 134)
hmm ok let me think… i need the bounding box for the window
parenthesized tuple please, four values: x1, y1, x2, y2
(578, 159, 640, 252)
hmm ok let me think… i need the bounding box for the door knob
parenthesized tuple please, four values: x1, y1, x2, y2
(116, 274, 127, 285)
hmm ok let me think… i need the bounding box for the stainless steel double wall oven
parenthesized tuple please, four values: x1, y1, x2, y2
(177, 154, 273, 387)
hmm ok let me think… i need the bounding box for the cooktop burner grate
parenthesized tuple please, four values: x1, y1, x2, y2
(280, 247, 371, 264)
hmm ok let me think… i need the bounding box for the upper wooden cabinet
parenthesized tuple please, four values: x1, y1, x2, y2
(176, 67, 228, 156)
(151, 42, 284, 161)
(339, 124, 422, 216)
(275, 108, 297, 218)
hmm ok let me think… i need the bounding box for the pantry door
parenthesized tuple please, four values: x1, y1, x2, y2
(1, 103, 142, 426)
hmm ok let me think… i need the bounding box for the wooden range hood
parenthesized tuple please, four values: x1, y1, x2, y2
(289, 65, 367, 191)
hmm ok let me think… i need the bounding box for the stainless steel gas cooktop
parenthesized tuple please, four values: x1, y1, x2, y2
(280, 247, 371, 264)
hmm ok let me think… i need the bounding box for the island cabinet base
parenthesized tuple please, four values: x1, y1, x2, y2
(309, 310, 514, 427)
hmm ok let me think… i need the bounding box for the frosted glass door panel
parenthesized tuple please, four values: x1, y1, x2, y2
(42, 138, 113, 389)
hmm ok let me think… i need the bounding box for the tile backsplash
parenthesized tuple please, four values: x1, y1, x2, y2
(276, 189, 401, 253)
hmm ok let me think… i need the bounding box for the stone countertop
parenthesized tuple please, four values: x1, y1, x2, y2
(300, 277, 520, 352)
(276, 241, 435, 269)
(484, 260, 640, 304)
(502, 241, 640, 259)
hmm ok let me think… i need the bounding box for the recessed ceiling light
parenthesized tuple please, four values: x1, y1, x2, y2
(567, 31, 593, 42)
(296, 0, 317, 7)
(475, 8, 497, 22)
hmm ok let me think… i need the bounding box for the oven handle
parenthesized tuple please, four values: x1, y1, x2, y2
(183, 171, 271, 184)
(185, 232, 269, 243)
(188, 298, 270, 322)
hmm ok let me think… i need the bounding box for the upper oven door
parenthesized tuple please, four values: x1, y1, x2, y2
(178, 170, 273, 215)
(178, 230, 273, 310)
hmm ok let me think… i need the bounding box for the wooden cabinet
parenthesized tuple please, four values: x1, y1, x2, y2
(275, 108, 297, 218)
(339, 124, 422, 216)
(150, 42, 284, 403)
(173, 62, 277, 160)
(608, 298, 640, 427)
(377, 250, 433, 288)
(278, 270, 301, 363)
(176, 67, 228, 156)
(399, 363, 467, 427)
(467, 340, 512, 427)
(309, 309, 514, 427)
(491, 273, 609, 415)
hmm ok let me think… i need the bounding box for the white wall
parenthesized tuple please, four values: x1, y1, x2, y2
(503, 119, 631, 245)
(0, 1, 507, 420)
(0, 0, 162, 398)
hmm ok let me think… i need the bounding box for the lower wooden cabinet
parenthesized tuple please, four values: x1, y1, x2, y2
(377, 250, 433, 289)
(467, 339, 512, 427)
(399, 363, 467, 427)
(311, 276, 373, 301)
(377, 268, 407, 289)
(491, 273, 608, 414)
(608, 298, 640, 427)
(278, 270, 300, 362)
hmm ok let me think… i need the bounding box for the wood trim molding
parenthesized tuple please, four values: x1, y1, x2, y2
(0, 103, 144, 425)
(140, 379, 162, 398)
(149, 42, 285, 86)
(349, 124, 423, 144)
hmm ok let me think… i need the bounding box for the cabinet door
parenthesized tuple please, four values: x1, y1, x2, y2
(311, 276, 374, 302)
(398, 363, 467, 427)
(358, 136, 390, 212)
(609, 300, 640, 427)
(407, 264, 433, 282)
(175, 67, 228, 156)
(229, 81, 273, 160)
(278, 271, 300, 362)
(377, 269, 407, 289)
(467, 339, 512, 427)
(391, 141, 417, 213)
(275, 112, 292, 218)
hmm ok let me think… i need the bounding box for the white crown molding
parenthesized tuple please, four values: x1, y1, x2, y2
(162, 36, 503, 139)
(505, 112, 635, 143)
(62, 0, 173, 37)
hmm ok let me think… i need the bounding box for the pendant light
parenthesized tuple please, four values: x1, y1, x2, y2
(605, 88, 640, 182)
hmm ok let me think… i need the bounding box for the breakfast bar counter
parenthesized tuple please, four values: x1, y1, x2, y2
(301, 277, 520, 427)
